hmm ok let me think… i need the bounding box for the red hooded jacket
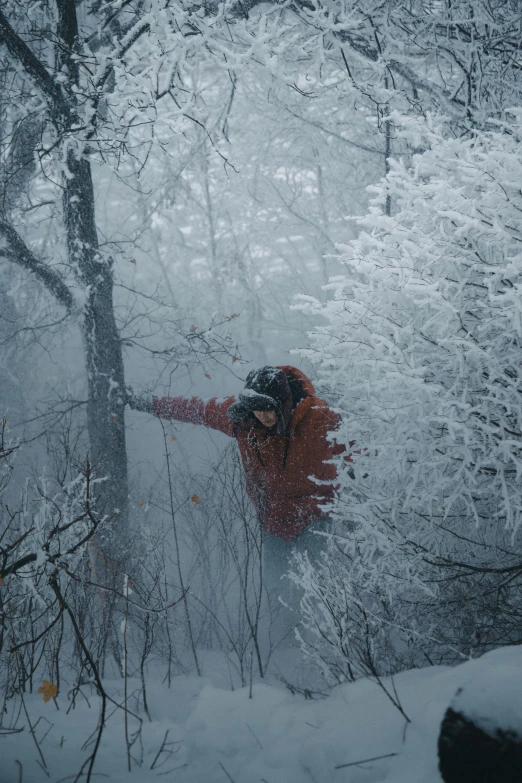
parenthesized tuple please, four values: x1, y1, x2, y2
(153, 366, 352, 540)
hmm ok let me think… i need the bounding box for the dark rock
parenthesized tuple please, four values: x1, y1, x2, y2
(438, 686, 522, 783)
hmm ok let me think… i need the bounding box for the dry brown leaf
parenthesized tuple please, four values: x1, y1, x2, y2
(204, 373, 211, 380)
(109, 415, 117, 422)
(138, 499, 145, 507)
(129, 258, 136, 264)
(38, 680, 57, 703)
(232, 356, 238, 363)
(0, 577, 3, 585)
(170, 435, 177, 441)
(191, 494, 200, 504)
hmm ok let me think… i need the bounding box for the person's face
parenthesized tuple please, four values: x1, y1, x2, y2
(253, 410, 277, 428)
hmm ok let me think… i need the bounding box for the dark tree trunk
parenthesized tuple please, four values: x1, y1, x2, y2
(0, 3, 130, 551)
(63, 152, 129, 543)
(57, 0, 129, 548)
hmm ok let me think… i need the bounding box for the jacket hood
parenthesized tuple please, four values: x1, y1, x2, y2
(277, 366, 315, 397)
(276, 366, 322, 432)
(227, 365, 315, 434)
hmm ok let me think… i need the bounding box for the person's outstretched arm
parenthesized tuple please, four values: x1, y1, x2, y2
(127, 388, 236, 437)
(153, 394, 236, 436)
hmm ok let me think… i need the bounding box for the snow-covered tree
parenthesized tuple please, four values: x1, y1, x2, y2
(234, 0, 522, 130)
(0, 0, 292, 541)
(296, 110, 522, 672)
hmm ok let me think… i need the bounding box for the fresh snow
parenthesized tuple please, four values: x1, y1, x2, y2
(3, 646, 521, 783)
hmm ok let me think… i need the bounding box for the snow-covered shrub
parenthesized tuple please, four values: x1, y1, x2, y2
(295, 110, 522, 673)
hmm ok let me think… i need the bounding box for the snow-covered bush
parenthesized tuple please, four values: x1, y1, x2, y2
(295, 110, 522, 674)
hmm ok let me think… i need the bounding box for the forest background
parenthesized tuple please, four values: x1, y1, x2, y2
(1, 1, 522, 780)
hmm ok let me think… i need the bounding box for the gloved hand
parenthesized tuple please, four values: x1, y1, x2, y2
(125, 386, 153, 414)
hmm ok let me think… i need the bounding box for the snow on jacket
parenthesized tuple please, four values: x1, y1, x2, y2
(153, 366, 352, 540)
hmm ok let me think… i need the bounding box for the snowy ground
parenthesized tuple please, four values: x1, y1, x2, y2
(2, 646, 520, 783)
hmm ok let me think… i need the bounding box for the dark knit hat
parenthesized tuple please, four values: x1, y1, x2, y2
(227, 366, 293, 434)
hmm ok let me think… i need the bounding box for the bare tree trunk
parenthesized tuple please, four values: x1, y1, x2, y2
(57, 0, 129, 544)
(63, 151, 129, 541)
(0, 3, 129, 547)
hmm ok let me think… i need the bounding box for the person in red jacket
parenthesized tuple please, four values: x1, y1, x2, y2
(128, 365, 353, 644)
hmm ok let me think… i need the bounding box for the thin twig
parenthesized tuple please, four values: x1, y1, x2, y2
(219, 761, 237, 782)
(335, 752, 398, 769)
(123, 575, 131, 772)
(246, 722, 262, 749)
(150, 729, 170, 770)
(50, 580, 107, 783)
(17, 683, 47, 771)
(161, 423, 201, 675)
